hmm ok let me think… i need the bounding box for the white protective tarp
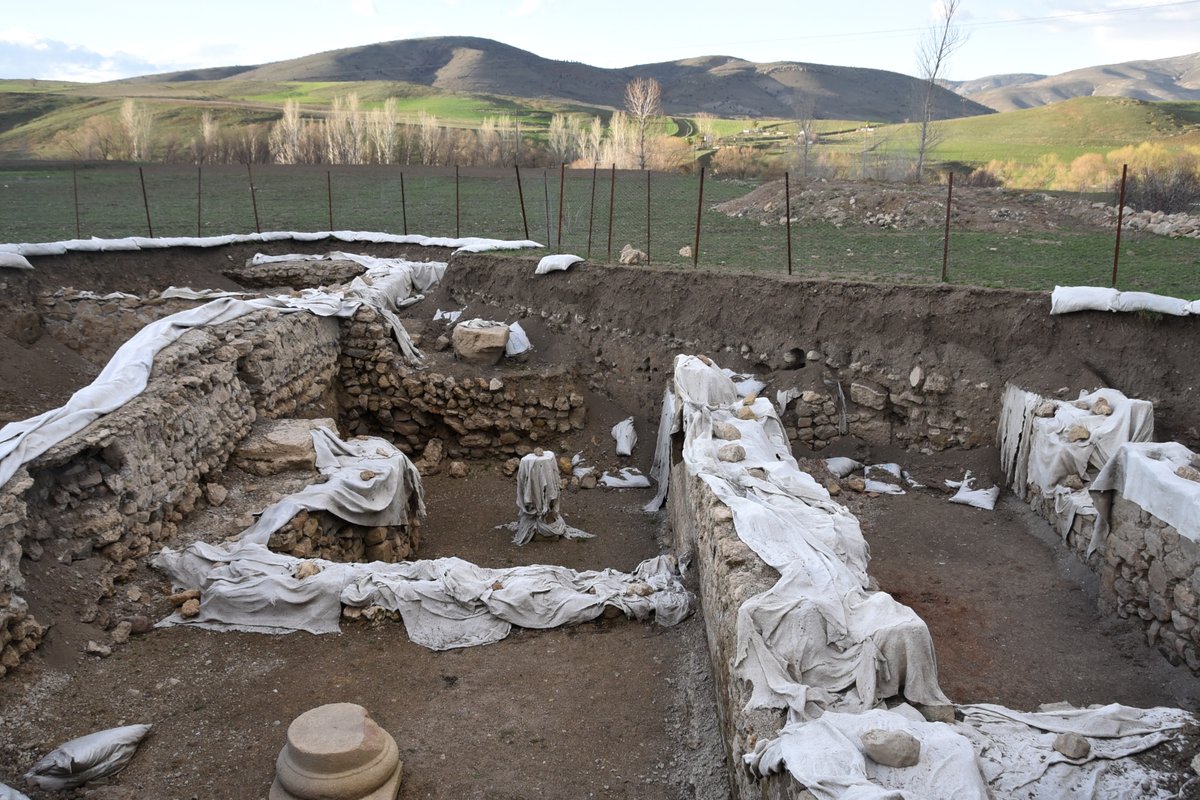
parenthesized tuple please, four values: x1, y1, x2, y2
(0, 252, 33, 270)
(0, 782, 30, 800)
(1089, 441, 1200, 552)
(745, 707, 989, 800)
(1021, 388, 1154, 496)
(0, 262, 434, 491)
(599, 468, 651, 488)
(534, 254, 582, 274)
(510, 450, 593, 545)
(25, 724, 151, 790)
(660, 355, 951, 722)
(956, 703, 1196, 800)
(611, 417, 637, 456)
(7, 232, 540, 261)
(947, 472, 1000, 511)
(505, 321, 532, 357)
(152, 435, 688, 644)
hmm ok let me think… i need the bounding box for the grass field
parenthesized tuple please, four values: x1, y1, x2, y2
(2, 162, 1196, 297)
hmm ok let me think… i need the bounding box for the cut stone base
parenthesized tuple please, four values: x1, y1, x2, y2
(269, 702, 403, 800)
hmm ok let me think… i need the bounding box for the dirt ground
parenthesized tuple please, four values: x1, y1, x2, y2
(713, 178, 1119, 234)
(3, 242, 1200, 797)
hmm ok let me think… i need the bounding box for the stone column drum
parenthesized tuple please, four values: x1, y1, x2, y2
(270, 703, 403, 800)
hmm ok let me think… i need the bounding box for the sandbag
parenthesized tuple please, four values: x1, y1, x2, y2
(612, 417, 637, 456)
(1050, 286, 1118, 314)
(534, 254, 582, 274)
(25, 724, 151, 790)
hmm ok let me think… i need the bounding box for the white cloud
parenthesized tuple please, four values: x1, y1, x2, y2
(351, 0, 377, 16)
(0, 27, 49, 50)
(513, 0, 542, 16)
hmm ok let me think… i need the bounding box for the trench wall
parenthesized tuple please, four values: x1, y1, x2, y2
(444, 255, 1200, 452)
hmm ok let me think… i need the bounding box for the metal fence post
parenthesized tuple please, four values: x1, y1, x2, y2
(138, 166, 153, 238)
(327, 170, 334, 231)
(455, 165, 461, 238)
(246, 162, 261, 234)
(196, 165, 202, 237)
(72, 163, 81, 239)
(692, 166, 705, 268)
(400, 171, 408, 235)
(785, 171, 793, 276)
(607, 164, 616, 262)
(557, 163, 565, 253)
(1113, 163, 1128, 288)
(941, 171, 953, 283)
(587, 163, 597, 259)
(542, 170, 551, 247)
(645, 170, 651, 266)
(515, 164, 529, 240)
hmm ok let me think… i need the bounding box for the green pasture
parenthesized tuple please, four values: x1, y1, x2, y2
(2, 162, 1195, 297)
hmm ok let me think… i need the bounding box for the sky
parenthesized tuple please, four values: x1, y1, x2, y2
(0, 0, 1197, 84)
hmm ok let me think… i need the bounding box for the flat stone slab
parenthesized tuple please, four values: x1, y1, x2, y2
(233, 418, 336, 476)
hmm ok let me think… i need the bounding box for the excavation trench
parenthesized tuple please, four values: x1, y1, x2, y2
(0, 242, 1198, 798)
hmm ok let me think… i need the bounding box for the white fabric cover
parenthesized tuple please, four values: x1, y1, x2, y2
(948, 472, 1000, 510)
(534, 254, 582, 274)
(1089, 442, 1200, 552)
(511, 450, 592, 545)
(956, 703, 1195, 800)
(824, 457, 863, 478)
(505, 322, 532, 356)
(599, 468, 651, 488)
(745, 708, 989, 800)
(0, 259, 437, 491)
(1050, 286, 1119, 314)
(159, 287, 249, 300)
(25, 724, 151, 790)
(0, 782, 30, 800)
(1112, 291, 1191, 316)
(0, 252, 32, 270)
(7, 232, 540, 261)
(658, 355, 951, 723)
(611, 417, 637, 456)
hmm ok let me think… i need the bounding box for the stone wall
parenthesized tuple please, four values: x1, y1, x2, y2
(224, 258, 366, 290)
(1100, 496, 1200, 672)
(668, 467, 807, 800)
(266, 508, 420, 563)
(37, 292, 204, 364)
(0, 307, 342, 675)
(338, 306, 586, 460)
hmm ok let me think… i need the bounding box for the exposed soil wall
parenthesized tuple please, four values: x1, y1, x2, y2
(445, 254, 1200, 451)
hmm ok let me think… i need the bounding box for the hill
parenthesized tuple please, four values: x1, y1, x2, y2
(957, 52, 1200, 112)
(133, 36, 991, 122)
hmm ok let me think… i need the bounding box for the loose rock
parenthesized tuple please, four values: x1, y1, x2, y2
(860, 729, 921, 768)
(1053, 732, 1091, 760)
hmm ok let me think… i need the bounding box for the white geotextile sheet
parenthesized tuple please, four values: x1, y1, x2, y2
(599, 468, 651, 488)
(663, 355, 951, 722)
(746, 707, 989, 800)
(534, 254, 582, 274)
(1050, 286, 1194, 316)
(511, 450, 592, 545)
(947, 472, 1000, 511)
(3, 231, 541, 260)
(1089, 441, 1200, 552)
(999, 385, 1154, 498)
(956, 703, 1196, 800)
(611, 416, 637, 456)
(0, 275, 429, 491)
(159, 286, 250, 300)
(505, 321, 532, 356)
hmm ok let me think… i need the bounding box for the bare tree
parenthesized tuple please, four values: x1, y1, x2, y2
(368, 98, 400, 164)
(417, 111, 443, 165)
(624, 77, 662, 170)
(270, 100, 305, 164)
(547, 113, 575, 164)
(914, 0, 966, 182)
(791, 93, 817, 178)
(119, 99, 154, 161)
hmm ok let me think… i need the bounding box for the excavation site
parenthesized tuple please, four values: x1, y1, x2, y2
(1, 233, 1199, 800)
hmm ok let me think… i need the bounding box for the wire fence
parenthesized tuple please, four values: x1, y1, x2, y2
(1, 161, 1196, 297)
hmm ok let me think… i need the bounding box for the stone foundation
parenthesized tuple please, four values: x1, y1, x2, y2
(1100, 496, 1200, 672)
(339, 306, 586, 460)
(267, 509, 420, 563)
(225, 257, 367, 290)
